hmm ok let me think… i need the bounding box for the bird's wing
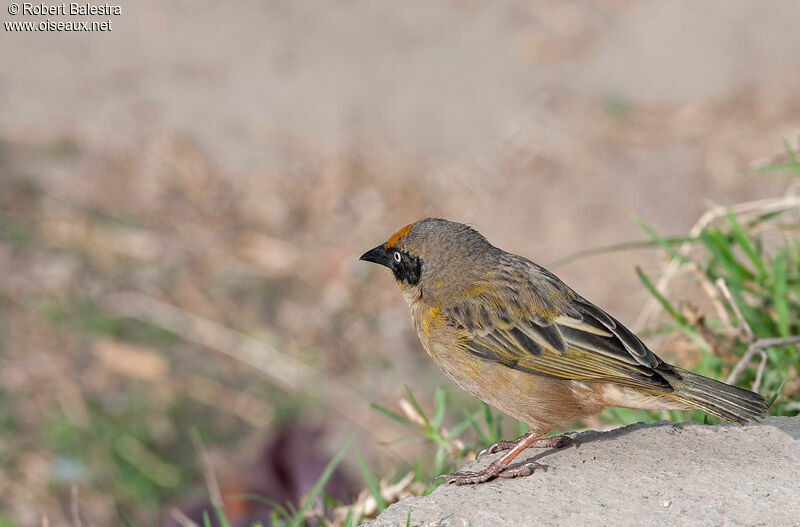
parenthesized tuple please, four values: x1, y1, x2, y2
(442, 267, 668, 389)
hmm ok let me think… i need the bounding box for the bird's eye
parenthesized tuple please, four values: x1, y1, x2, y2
(393, 251, 402, 263)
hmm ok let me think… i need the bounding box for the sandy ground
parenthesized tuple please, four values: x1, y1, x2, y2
(2, 0, 800, 523)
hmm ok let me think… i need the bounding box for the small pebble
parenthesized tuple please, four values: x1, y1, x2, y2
(662, 500, 671, 508)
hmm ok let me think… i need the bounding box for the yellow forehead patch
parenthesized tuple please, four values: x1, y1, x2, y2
(384, 222, 416, 248)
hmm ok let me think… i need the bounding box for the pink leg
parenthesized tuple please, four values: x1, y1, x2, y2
(477, 433, 575, 457)
(436, 431, 575, 485)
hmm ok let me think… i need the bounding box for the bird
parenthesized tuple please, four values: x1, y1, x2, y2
(360, 218, 769, 485)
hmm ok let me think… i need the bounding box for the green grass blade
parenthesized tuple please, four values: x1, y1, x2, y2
(788, 238, 800, 275)
(370, 403, 414, 428)
(481, 402, 502, 443)
(748, 140, 800, 177)
(772, 250, 789, 337)
(767, 381, 785, 407)
(632, 215, 691, 265)
(636, 267, 711, 353)
(635, 267, 689, 326)
(202, 510, 212, 527)
(517, 420, 530, 437)
(414, 457, 424, 483)
(785, 138, 798, 160)
(701, 228, 753, 283)
(783, 138, 800, 177)
(291, 436, 354, 527)
(404, 386, 431, 429)
(356, 452, 388, 512)
(548, 235, 697, 268)
(214, 505, 231, 527)
(446, 415, 471, 439)
(225, 493, 292, 520)
(432, 444, 447, 476)
(747, 208, 795, 228)
(748, 161, 800, 175)
(343, 507, 355, 527)
(287, 500, 302, 519)
(464, 408, 490, 445)
(116, 505, 135, 527)
(726, 210, 768, 279)
(430, 386, 447, 430)
(729, 286, 773, 337)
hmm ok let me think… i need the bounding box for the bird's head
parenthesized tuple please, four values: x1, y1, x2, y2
(359, 218, 497, 296)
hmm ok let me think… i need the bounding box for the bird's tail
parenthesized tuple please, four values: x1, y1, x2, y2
(661, 366, 769, 424)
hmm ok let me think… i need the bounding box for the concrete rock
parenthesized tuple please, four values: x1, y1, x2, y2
(366, 417, 800, 527)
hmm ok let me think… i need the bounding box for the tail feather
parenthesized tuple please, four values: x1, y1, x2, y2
(661, 366, 769, 424)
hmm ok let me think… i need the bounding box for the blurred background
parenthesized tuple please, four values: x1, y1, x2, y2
(2, 1, 800, 525)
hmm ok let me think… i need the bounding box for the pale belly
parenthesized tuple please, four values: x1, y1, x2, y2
(427, 337, 611, 432)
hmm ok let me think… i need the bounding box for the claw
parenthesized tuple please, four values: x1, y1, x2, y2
(434, 470, 478, 485)
(436, 432, 574, 485)
(553, 435, 578, 450)
(497, 461, 546, 478)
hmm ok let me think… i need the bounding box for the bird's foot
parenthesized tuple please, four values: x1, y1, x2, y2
(477, 434, 576, 457)
(434, 458, 545, 485)
(440, 431, 575, 485)
(476, 439, 519, 457)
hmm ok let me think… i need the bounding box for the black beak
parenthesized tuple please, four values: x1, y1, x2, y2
(359, 244, 391, 268)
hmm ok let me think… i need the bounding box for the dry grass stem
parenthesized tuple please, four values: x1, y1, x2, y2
(716, 278, 755, 340)
(69, 485, 85, 527)
(635, 194, 800, 330)
(717, 277, 800, 389)
(169, 507, 201, 527)
(190, 428, 224, 511)
(114, 436, 181, 488)
(717, 278, 800, 390)
(754, 350, 768, 393)
(698, 271, 733, 327)
(398, 399, 427, 427)
(727, 336, 800, 388)
(329, 471, 420, 526)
